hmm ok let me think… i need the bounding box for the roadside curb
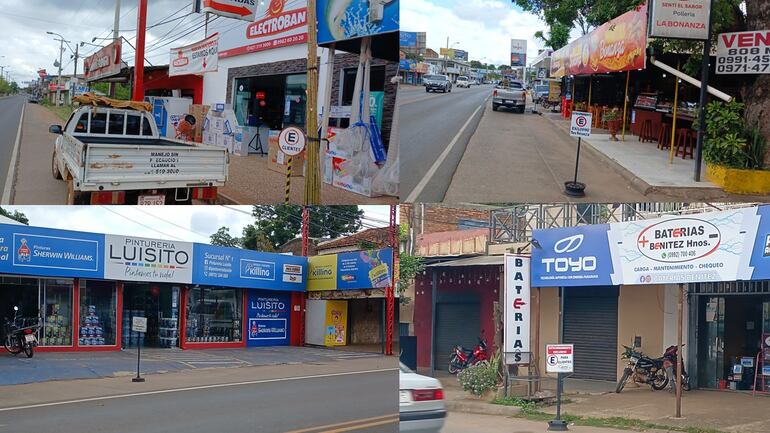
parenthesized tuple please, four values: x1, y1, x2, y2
(540, 114, 734, 200)
(1, 102, 24, 204)
(216, 191, 242, 205)
(445, 399, 522, 417)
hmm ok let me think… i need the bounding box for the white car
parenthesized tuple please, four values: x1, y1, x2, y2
(456, 76, 471, 88)
(400, 362, 446, 433)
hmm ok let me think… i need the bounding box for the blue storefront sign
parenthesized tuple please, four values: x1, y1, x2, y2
(749, 205, 770, 280)
(399, 59, 413, 71)
(191, 244, 306, 291)
(317, 0, 399, 45)
(0, 223, 104, 279)
(400, 31, 417, 47)
(337, 248, 393, 290)
(531, 225, 615, 287)
(247, 290, 291, 346)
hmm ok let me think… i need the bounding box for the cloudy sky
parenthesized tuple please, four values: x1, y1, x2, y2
(0, 0, 216, 84)
(401, 0, 576, 67)
(2, 205, 392, 244)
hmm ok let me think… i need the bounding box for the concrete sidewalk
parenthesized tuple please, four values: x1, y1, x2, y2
(0, 346, 391, 386)
(12, 102, 67, 204)
(542, 113, 769, 201)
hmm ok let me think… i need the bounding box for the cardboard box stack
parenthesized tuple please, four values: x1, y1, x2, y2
(202, 104, 244, 154)
(189, 104, 210, 143)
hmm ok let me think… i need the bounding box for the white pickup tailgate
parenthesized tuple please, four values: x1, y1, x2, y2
(80, 143, 228, 191)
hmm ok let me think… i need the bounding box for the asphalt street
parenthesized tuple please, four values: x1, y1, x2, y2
(0, 367, 397, 433)
(399, 84, 492, 202)
(0, 95, 25, 202)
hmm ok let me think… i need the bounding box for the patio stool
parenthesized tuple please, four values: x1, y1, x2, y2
(657, 123, 672, 149)
(675, 128, 694, 159)
(638, 119, 655, 143)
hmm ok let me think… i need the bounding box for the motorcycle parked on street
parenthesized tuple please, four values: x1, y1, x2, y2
(3, 306, 41, 358)
(616, 345, 668, 393)
(662, 344, 691, 392)
(448, 338, 489, 374)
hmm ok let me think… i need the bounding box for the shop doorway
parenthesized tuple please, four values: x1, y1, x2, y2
(696, 295, 770, 389)
(233, 73, 307, 130)
(122, 283, 180, 348)
(563, 286, 619, 381)
(433, 297, 480, 372)
(0, 277, 40, 342)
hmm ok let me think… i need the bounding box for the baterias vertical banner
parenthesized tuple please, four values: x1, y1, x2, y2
(169, 33, 219, 76)
(504, 254, 531, 364)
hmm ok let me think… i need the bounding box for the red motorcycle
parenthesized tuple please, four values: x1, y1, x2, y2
(448, 338, 489, 374)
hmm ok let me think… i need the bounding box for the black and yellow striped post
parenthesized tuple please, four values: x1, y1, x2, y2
(285, 157, 293, 204)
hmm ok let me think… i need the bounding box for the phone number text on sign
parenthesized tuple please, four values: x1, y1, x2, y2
(716, 30, 770, 75)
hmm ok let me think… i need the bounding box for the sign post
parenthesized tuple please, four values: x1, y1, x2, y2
(278, 127, 306, 204)
(131, 316, 147, 383)
(565, 111, 592, 197)
(546, 344, 574, 431)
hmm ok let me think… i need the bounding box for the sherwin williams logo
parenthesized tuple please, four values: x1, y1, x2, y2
(17, 239, 31, 262)
(241, 260, 275, 280)
(636, 218, 721, 263)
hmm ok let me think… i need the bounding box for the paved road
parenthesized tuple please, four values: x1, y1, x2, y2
(442, 412, 635, 433)
(0, 95, 25, 201)
(399, 84, 492, 202)
(0, 367, 397, 433)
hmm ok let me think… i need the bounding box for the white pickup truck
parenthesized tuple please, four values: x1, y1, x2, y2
(492, 80, 527, 113)
(50, 106, 228, 204)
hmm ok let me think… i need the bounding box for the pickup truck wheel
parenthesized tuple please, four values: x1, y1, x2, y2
(426, 88, 430, 93)
(492, 104, 499, 112)
(52, 152, 62, 180)
(519, 106, 526, 114)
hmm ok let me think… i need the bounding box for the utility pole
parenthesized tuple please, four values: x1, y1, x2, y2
(304, 0, 320, 204)
(110, 0, 120, 98)
(300, 206, 310, 347)
(385, 204, 397, 356)
(444, 36, 449, 74)
(132, 0, 147, 102)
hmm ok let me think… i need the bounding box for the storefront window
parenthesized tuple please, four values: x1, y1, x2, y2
(283, 74, 307, 126)
(233, 74, 307, 130)
(185, 287, 243, 343)
(79, 280, 117, 346)
(41, 279, 74, 347)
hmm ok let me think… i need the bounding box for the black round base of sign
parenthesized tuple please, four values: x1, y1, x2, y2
(547, 419, 569, 431)
(564, 181, 586, 197)
(132, 377, 145, 383)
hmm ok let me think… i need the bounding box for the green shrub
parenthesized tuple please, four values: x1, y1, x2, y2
(699, 100, 768, 170)
(744, 127, 768, 170)
(457, 360, 498, 396)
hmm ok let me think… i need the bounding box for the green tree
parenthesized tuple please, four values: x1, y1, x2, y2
(210, 227, 241, 248)
(89, 82, 131, 100)
(241, 225, 276, 252)
(251, 205, 363, 250)
(0, 207, 29, 225)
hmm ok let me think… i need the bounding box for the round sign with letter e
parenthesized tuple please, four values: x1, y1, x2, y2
(278, 127, 306, 156)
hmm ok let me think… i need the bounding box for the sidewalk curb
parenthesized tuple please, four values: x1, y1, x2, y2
(446, 400, 522, 417)
(541, 114, 734, 200)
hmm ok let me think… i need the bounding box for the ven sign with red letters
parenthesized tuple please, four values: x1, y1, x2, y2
(716, 30, 770, 74)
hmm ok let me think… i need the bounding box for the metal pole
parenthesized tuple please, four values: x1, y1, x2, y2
(304, 0, 320, 204)
(573, 138, 581, 184)
(694, 0, 715, 182)
(132, 0, 147, 102)
(132, 339, 144, 382)
(669, 61, 681, 163)
(622, 71, 630, 141)
(110, 0, 120, 98)
(676, 283, 684, 418)
(385, 204, 397, 356)
(533, 286, 541, 392)
(204, 12, 210, 37)
(548, 288, 568, 431)
(56, 38, 64, 106)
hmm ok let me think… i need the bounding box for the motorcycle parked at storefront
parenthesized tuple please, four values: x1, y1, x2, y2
(3, 306, 41, 358)
(448, 338, 489, 374)
(616, 345, 668, 393)
(662, 344, 691, 392)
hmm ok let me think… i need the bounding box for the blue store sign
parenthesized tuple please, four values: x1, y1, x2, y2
(317, 0, 399, 45)
(0, 224, 104, 279)
(531, 225, 615, 287)
(400, 31, 417, 47)
(749, 205, 770, 281)
(191, 244, 306, 291)
(247, 290, 291, 346)
(337, 248, 393, 290)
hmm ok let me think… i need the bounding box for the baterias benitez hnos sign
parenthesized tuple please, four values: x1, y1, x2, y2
(550, 3, 647, 78)
(84, 40, 122, 82)
(169, 33, 219, 76)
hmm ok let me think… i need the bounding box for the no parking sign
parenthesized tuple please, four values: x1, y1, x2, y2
(570, 111, 592, 138)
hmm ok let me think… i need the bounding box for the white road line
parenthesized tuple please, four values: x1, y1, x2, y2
(0, 368, 397, 412)
(2, 103, 25, 205)
(404, 98, 487, 202)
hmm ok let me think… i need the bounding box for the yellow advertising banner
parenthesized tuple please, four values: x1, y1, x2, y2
(439, 47, 456, 58)
(307, 255, 337, 291)
(324, 300, 348, 346)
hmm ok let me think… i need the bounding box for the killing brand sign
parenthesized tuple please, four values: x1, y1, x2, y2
(504, 255, 531, 364)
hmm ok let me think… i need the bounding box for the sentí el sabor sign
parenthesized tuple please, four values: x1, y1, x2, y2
(649, 0, 712, 41)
